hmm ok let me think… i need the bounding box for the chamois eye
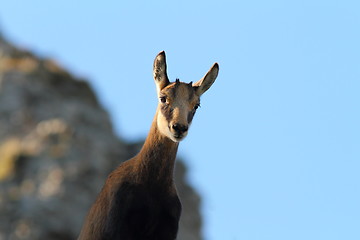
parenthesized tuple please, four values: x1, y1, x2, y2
(160, 96, 167, 103)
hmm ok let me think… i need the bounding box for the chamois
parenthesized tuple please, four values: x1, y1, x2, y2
(78, 51, 219, 240)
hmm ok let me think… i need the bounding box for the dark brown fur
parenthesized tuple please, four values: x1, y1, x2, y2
(78, 116, 181, 240)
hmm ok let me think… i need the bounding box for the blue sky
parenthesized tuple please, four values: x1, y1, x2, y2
(1, 1, 359, 239)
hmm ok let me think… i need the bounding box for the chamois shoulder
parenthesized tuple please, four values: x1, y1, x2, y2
(105, 158, 137, 185)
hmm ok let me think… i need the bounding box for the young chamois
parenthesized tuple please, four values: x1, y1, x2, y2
(78, 51, 219, 240)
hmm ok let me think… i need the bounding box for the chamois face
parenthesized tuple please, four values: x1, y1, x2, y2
(153, 51, 219, 142)
(157, 80, 200, 142)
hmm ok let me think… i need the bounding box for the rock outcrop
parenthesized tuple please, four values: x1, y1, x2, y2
(0, 35, 202, 240)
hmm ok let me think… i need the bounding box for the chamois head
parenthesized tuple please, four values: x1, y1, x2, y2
(153, 51, 219, 142)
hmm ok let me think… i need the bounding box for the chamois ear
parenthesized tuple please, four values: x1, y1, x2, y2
(153, 51, 170, 93)
(193, 63, 219, 96)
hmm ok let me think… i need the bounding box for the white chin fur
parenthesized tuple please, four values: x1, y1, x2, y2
(162, 126, 188, 142)
(157, 111, 188, 142)
(169, 132, 188, 142)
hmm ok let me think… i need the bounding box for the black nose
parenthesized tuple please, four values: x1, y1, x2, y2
(172, 124, 188, 134)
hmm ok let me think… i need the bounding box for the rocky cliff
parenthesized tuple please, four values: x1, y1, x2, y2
(0, 35, 202, 240)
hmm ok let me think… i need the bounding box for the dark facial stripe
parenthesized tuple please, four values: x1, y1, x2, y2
(187, 82, 195, 100)
(171, 86, 177, 99)
(187, 111, 195, 124)
(161, 103, 173, 122)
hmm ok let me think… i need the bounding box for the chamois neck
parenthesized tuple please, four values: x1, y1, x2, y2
(135, 110, 179, 185)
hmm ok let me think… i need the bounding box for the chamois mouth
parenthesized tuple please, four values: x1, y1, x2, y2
(167, 124, 188, 142)
(174, 134, 183, 140)
(172, 135, 184, 142)
(171, 131, 188, 142)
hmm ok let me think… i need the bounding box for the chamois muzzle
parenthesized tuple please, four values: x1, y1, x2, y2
(172, 123, 188, 136)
